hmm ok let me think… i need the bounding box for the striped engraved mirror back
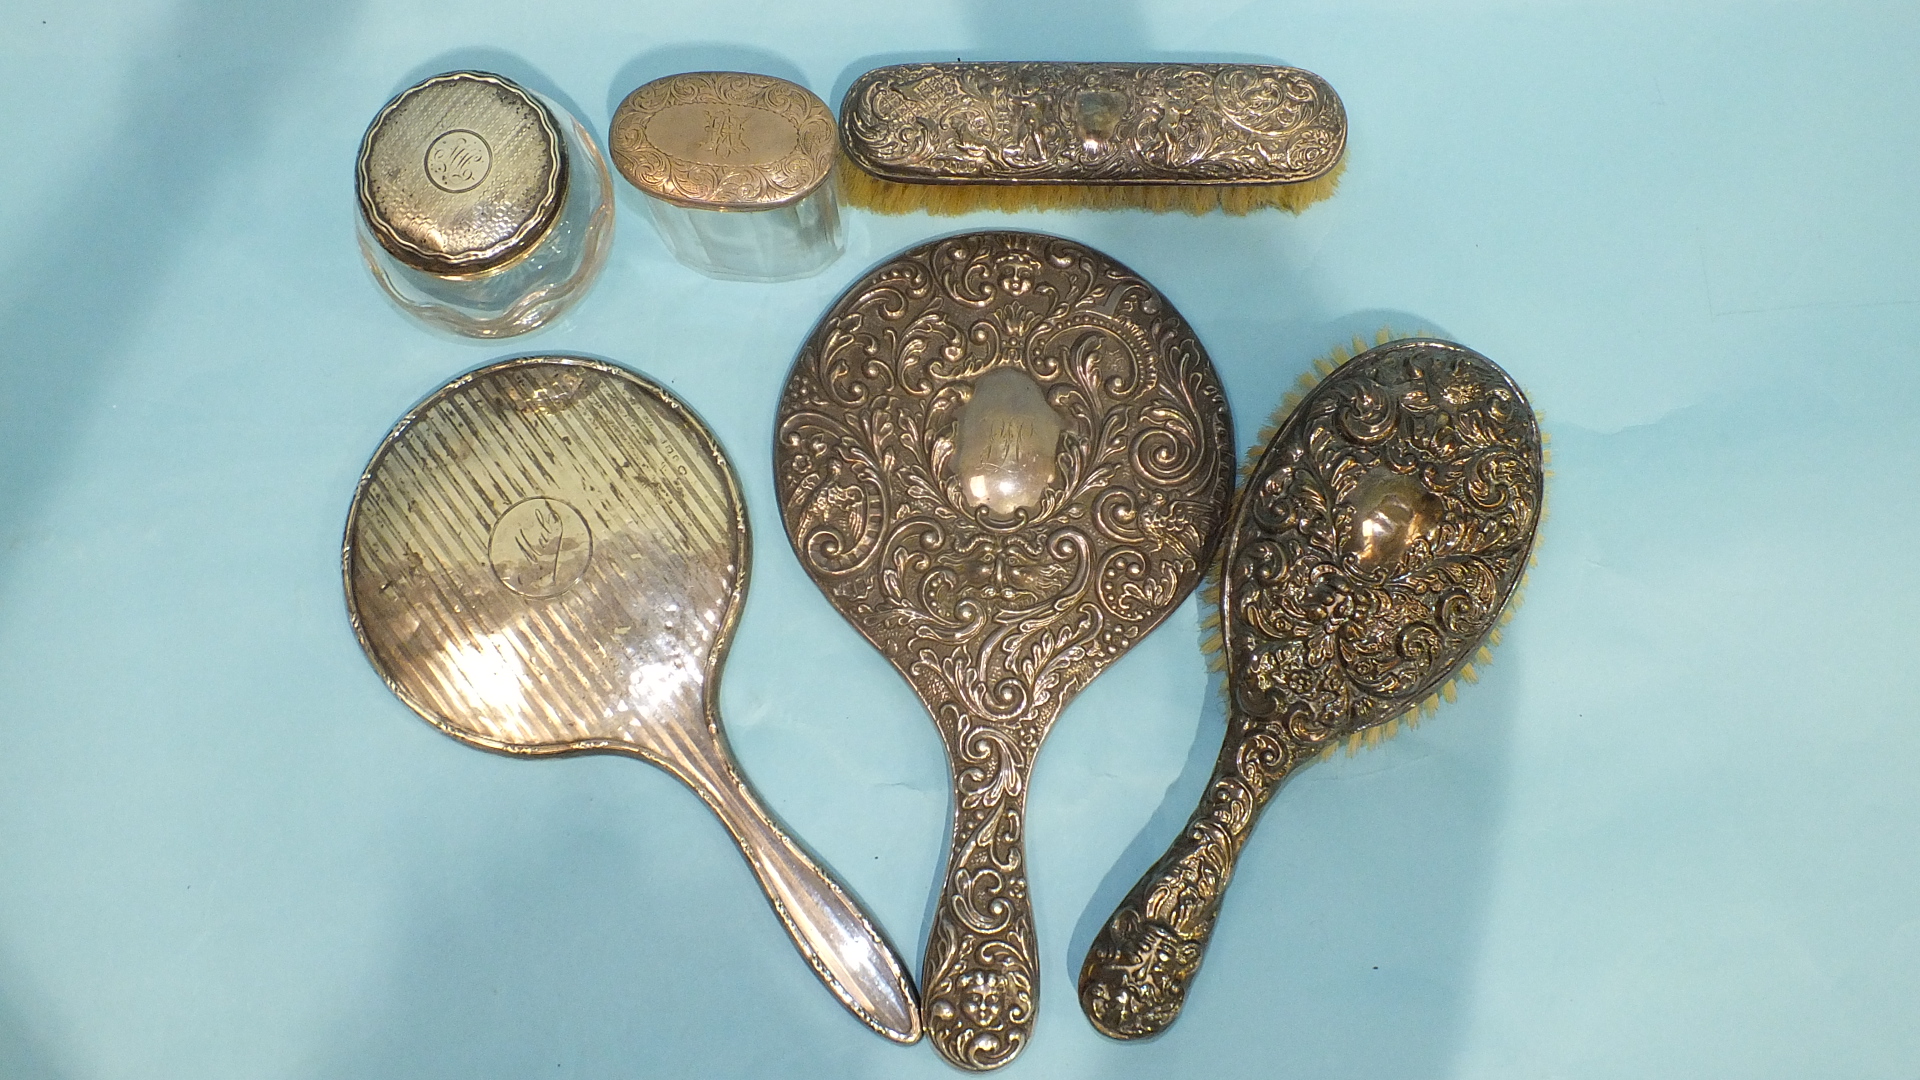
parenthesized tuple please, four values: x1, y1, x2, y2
(344, 356, 744, 757)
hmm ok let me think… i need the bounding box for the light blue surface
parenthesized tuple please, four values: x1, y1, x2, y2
(3, 2, 1918, 1077)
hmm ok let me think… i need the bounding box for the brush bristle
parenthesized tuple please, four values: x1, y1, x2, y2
(837, 153, 1346, 216)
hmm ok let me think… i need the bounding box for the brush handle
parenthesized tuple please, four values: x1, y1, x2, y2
(1077, 710, 1301, 1039)
(922, 760, 1039, 1071)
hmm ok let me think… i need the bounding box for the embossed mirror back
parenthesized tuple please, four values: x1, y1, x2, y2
(774, 232, 1233, 1068)
(345, 356, 743, 756)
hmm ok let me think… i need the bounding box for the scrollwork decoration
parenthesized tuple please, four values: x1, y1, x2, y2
(775, 232, 1233, 1069)
(841, 63, 1346, 185)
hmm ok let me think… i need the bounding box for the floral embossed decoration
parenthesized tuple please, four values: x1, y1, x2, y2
(842, 62, 1346, 184)
(1079, 338, 1544, 1039)
(775, 231, 1233, 1068)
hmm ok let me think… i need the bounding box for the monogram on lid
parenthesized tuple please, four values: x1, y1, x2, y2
(609, 71, 844, 281)
(357, 71, 568, 276)
(354, 70, 613, 337)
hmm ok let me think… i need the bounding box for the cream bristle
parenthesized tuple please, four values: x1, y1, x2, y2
(1421, 695, 1440, 717)
(1442, 680, 1458, 704)
(1375, 328, 1392, 345)
(838, 152, 1346, 216)
(1314, 357, 1337, 376)
(1460, 663, 1479, 684)
(1476, 645, 1494, 665)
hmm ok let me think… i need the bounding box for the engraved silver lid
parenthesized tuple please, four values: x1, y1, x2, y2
(608, 72, 836, 210)
(356, 71, 569, 276)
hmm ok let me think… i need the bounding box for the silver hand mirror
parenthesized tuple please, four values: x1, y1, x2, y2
(343, 356, 921, 1043)
(1078, 338, 1545, 1038)
(774, 233, 1234, 1069)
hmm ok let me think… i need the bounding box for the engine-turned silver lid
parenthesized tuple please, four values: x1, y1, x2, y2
(356, 71, 569, 276)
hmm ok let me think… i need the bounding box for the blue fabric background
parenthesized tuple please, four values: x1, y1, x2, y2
(2, 1, 1916, 1077)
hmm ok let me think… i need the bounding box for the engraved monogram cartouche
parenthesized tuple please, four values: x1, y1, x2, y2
(1077, 338, 1545, 1039)
(344, 357, 921, 1045)
(774, 232, 1234, 1069)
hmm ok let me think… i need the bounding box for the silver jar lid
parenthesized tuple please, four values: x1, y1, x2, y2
(608, 72, 836, 210)
(356, 71, 569, 276)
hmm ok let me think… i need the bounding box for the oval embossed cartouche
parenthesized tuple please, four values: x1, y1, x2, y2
(609, 71, 842, 281)
(344, 356, 920, 1044)
(1077, 338, 1545, 1039)
(355, 71, 613, 337)
(774, 232, 1234, 1069)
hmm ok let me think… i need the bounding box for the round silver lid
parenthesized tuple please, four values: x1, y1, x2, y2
(356, 71, 569, 276)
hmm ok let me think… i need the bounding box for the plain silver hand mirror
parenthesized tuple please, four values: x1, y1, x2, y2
(342, 355, 920, 1043)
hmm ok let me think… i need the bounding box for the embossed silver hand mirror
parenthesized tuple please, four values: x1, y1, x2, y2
(774, 233, 1234, 1068)
(1078, 338, 1545, 1038)
(344, 356, 920, 1043)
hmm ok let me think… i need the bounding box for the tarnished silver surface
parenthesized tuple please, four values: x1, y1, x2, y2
(610, 71, 837, 210)
(840, 62, 1345, 185)
(343, 357, 921, 1044)
(357, 72, 568, 275)
(774, 232, 1234, 1069)
(1078, 339, 1544, 1039)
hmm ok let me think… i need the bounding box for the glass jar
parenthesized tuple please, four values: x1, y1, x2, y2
(355, 71, 613, 338)
(608, 72, 842, 282)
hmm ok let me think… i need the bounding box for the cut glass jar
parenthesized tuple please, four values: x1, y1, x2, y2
(356, 71, 613, 338)
(609, 72, 842, 282)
